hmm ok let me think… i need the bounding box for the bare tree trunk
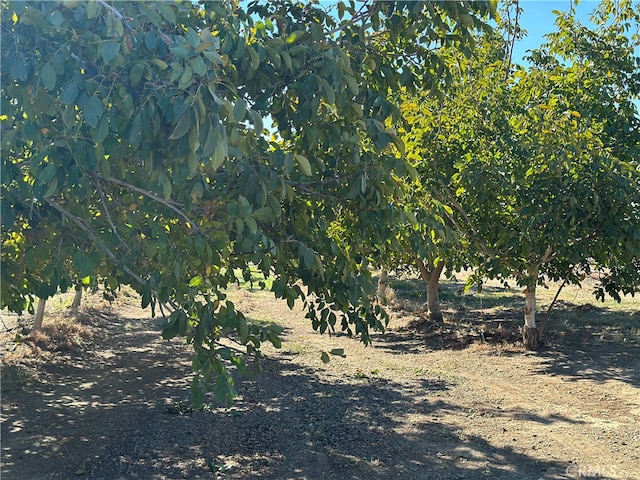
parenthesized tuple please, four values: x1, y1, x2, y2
(522, 284, 539, 350)
(33, 297, 46, 330)
(71, 282, 83, 309)
(416, 257, 445, 322)
(377, 269, 389, 304)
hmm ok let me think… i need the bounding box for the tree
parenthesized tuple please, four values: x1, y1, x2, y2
(1, 0, 495, 404)
(401, 0, 640, 349)
(394, 26, 510, 322)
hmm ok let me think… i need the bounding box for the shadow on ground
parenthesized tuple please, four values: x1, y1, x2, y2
(1, 311, 606, 480)
(533, 343, 640, 389)
(4, 283, 637, 480)
(1, 316, 194, 480)
(199, 359, 585, 480)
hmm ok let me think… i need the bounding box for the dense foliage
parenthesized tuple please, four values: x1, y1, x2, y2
(398, 0, 640, 347)
(1, 0, 495, 404)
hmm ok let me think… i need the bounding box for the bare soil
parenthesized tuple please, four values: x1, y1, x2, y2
(1, 287, 639, 480)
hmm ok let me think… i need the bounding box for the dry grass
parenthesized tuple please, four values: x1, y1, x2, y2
(0, 292, 104, 395)
(2, 311, 93, 365)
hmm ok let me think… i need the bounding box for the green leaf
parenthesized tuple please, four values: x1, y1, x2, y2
(202, 125, 217, 156)
(38, 164, 57, 185)
(49, 10, 64, 27)
(237, 315, 249, 343)
(43, 177, 58, 198)
(303, 248, 314, 269)
(101, 42, 121, 63)
(189, 124, 200, 153)
(162, 310, 181, 339)
(41, 64, 56, 91)
(189, 56, 207, 76)
(163, 176, 172, 199)
(169, 112, 192, 140)
(233, 98, 246, 122)
(237, 194, 250, 210)
(130, 63, 145, 86)
(178, 66, 193, 89)
(128, 113, 142, 147)
(92, 115, 109, 143)
(151, 58, 168, 70)
(72, 251, 95, 278)
(295, 155, 312, 176)
(84, 102, 100, 129)
(267, 332, 281, 348)
(185, 27, 199, 48)
(89, 96, 104, 118)
(60, 81, 79, 105)
(84, 95, 104, 128)
(320, 78, 335, 105)
(320, 351, 330, 363)
(252, 207, 272, 222)
(249, 110, 264, 133)
(156, 2, 176, 24)
(248, 46, 260, 69)
(86, 0, 98, 19)
(273, 279, 286, 298)
(211, 127, 227, 170)
(190, 181, 204, 201)
(329, 348, 346, 357)
(244, 216, 258, 235)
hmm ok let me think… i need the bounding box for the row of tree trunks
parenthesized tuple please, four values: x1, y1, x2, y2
(378, 263, 546, 351)
(32, 282, 84, 331)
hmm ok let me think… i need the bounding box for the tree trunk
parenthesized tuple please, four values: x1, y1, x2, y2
(377, 269, 389, 304)
(522, 285, 540, 350)
(33, 297, 46, 330)
(416, 257, 445, 322)
(71, 282, 83, 309)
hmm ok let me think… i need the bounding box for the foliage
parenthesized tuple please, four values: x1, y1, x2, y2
(1, 0, 495, 404)
(396, 0, 640, 346)
(460, 0, 640, 297)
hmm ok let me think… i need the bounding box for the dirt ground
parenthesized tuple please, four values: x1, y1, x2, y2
(1, 287, 639, 480)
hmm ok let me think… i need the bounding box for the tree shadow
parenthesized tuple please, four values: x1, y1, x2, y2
(378, 310, 523, 354)
(2, 313, 599, 480)
(1, 307, 633, 480)
(383, 277, 639, 375)
(1, 316, 195, 480)
(181, 358, 595, 480)
(533, 343, 640, 388)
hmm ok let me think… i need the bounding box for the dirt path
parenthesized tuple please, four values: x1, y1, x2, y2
(2, 289, 639, 479)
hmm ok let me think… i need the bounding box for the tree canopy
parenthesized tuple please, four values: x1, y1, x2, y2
(397, 0, 640, 348)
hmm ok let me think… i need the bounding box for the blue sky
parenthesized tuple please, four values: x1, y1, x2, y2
(514, 1, 639, 114)
(513, 1, 629, 62)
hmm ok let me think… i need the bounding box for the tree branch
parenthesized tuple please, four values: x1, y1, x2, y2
(94, 173, 220, 245)
(45, 198, 145, 285)
(435, 179, 495, 260)
(45, 198, 181, 313)
(94, 177, 128, 249)
(325, 2, 374, 37)
(96, 0, 133, 31)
